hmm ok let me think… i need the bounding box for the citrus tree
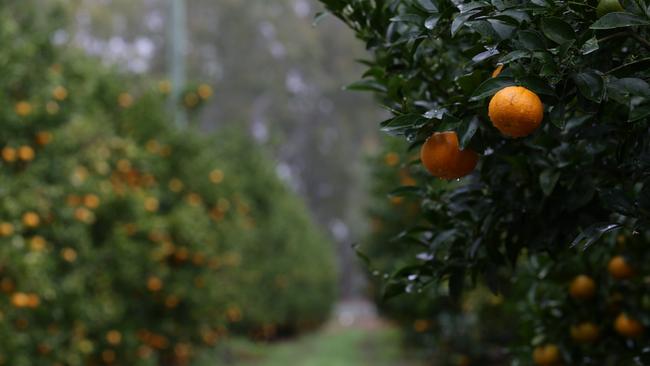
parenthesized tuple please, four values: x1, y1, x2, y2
(0, 2, 335, 365)
(320, 0, 650, 363)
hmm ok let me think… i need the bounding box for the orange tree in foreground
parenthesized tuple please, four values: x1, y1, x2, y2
(320, 0, 650, 363)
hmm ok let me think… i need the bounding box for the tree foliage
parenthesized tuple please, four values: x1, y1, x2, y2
(323, 0, 650, 363)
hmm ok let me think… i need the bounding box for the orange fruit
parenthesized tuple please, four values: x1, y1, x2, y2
(614, 313, 644, 338)
(209, 169, 224, 184)
(0, 222, 14, 237)
(608, 256, 634, 280)
(147, 276, 163, 292)
(569, 275, 596, 300)
(144, 197, 159, 212)
(420, 131, 478, 179)
(17, 146, 35, 161)
(384, 152, 400, 167)
(2, 147, 16, 162)
(197, 84, 213, 99)
(22, 211, 40, 228)
(184, 92, 199, 108)
(11, 292, 30, 308)
(532, 344, 561, 366)
(35, 131, 53, 146)
(488, 86, 544, 138)
(118, 92, 134, 108)
(570, 322, 600, 343)
(83, 194, 100, 209)
(61, 247, 78, 262)
(52, 86, 68, 101)
(106, 330, 122, 345)
(15, 101, 32, 117)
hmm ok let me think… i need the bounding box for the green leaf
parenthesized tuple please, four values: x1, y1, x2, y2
(457, 117, 479, 149)
(416, 0, 439, 12)
(425, 14, 441, 29)
(518, 30, 547, 50)
(389, 14, 424, 24)
(570, 223, 622, 250)
(451, 10, 481, 37)
(541, 17, 575, 44)
(590, 12, 650, 29)
(344, 80, 387, 93)
(580, 36, 599, 55)
(380, 114, 427, 135)
(388, 186, 423, 198)
(573, 71, 605, 102)
(549, 103, 566, 128)
(518, 76, 556, 97)
(498, 50, 531, 64)
(469, 77, 515, 101)
(539, 169, 560, 196)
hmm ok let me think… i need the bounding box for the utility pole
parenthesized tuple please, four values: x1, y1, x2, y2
(167, 0, 187, 127)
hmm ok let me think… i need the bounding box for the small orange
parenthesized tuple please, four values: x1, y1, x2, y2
(570, 322, 600, 343)
(532, 344, 561, 366)
(569, 275, 596, 300)
(0, 222, 14, 237)
(106, 330, 122, 345)
(144, 197, 159, 212)
(488, 86, 544, 138)
(61, 247, 78, 262)
(11, 292, 30, 308)
(2, 147, 16, 162)
(158, 80, 172, 94)
(118, 92, 134, 108)
(420, 131, 478, 179)
(209, 169, 224, 184)
(614, 313, 644, 338)
(184, 92, 199, 108)
(22, 211, 40, 228)
(608, 256, 634, 280)
(52, 86, 68, 101)
(17, 146, 35, 161)
(83, 194, 100, 209)
(197, 84, 213, 99)
(15, 101, 32, 117)
(35, 131, 53, 146)
(147, 276, 163, 292)
(384, 152, 400, 167)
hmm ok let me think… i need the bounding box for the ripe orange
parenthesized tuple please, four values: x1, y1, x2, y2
(22, 211, 40, 228)
(15, 101, 32, 117)
(147, 276, 163, 292)
(17, 146, 35, 161)
(569, 275, 596, 300)
(35, 131, 53, 146)
(106, 330, 122, 345)
(118, 92, 134, 108)
(608, 256, 634, 280)
(614, 313, 644, 338)
(384, 152, 400, 167)
(61, 247, 78, 262)
(197, 84, 214, 99)
(488, 86, 544, 138)
(52, 86, 68, 101)
(570, 322, 600, 343)
(533, 344, 560, 366)
(83, 194, 101, 209)
(0, 222, 14, 237)
(2, 147, 16, 162)
(420, 131, 479, 179)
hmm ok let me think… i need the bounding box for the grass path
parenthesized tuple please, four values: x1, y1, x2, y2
(201, 299, 423, 366)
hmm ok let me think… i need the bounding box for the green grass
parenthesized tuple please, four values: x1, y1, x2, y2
(198, 326, 421, 366)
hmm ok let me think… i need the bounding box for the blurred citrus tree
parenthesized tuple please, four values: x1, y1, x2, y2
(0, 2, 335, 365)
(321, 0, 650, 364)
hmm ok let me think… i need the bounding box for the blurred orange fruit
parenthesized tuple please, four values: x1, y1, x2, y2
(106, 330, 122, 345)
(83, 194, 100, 209)
(46, 101, 60, 114)
(420, 131, 478, 179)
(532, 344, 560, 366)
(0, 222, 14, 237)
(147, 276, 163, 292)
(384, 152, 400, 167)
(2, 147, 16, 162)
(118, 92, 134, 108)
(159, 80, 172, 94)
(570, 322, 600, 343)
(209, 169, 224, 184)
(35, 131, 53, 146)
(22, 212, 40, 228)
(61, 247, 78, 262)
(17, 146, 35, 161)
(608, 256, 634, 280)
(491, 64, 504, 78)
(30, 236, 47, 251)
(144, 197, 159, 212)
(488, 86, 543, 138)
(15, 101, 32, 117)
(614, 313, 644, 338)
(197, 84, 213, 99)
(52, 86, 68, 101)
(569, 275, 596, 300)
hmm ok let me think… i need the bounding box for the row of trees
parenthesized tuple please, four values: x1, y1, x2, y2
(0, 2, 335, 365)
(322, 0, 650, 364)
